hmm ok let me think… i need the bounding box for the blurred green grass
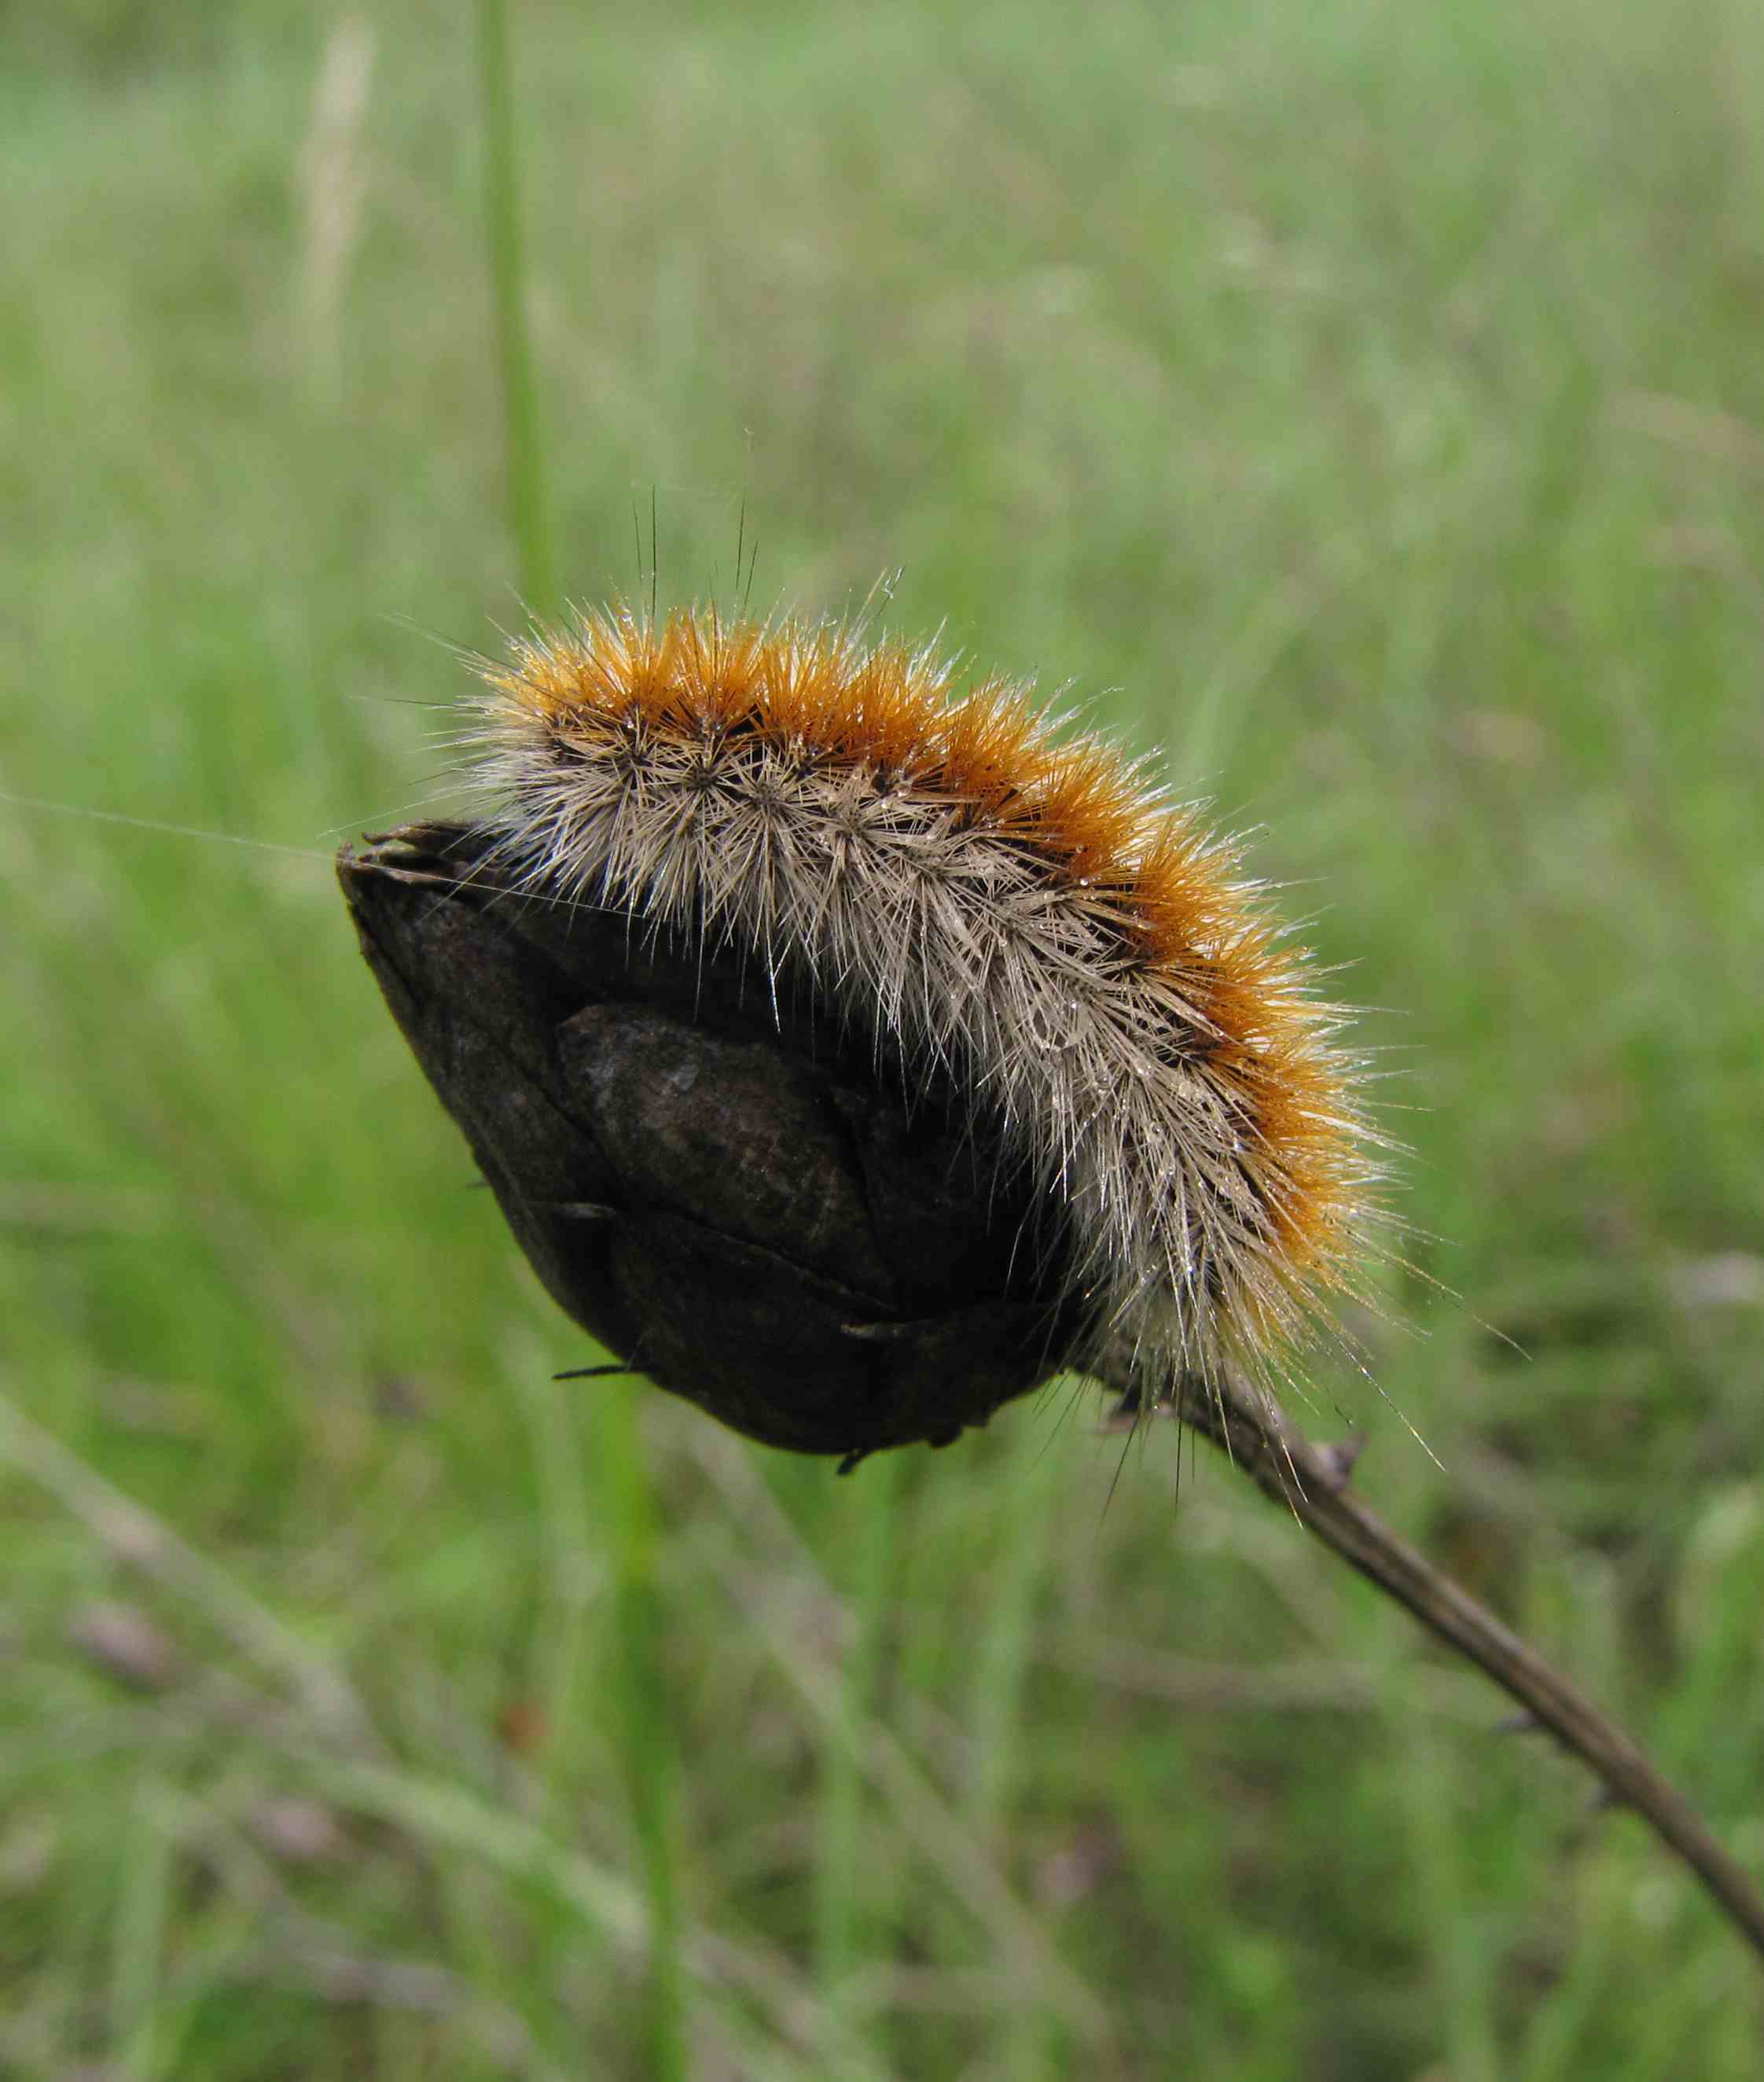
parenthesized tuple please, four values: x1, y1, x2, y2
(3, 0, 1763, 2074)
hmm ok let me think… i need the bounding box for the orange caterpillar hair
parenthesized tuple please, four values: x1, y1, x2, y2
(465, 602, 1383, 1400)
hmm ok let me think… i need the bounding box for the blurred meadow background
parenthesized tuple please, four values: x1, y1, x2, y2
(4, 0, 1764, 2075)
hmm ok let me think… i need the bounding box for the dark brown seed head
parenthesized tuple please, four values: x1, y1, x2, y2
(338, 826, 1078, 1460)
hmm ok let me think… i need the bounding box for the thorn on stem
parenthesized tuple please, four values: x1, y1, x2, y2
(1315, 1433, 1366, 1492)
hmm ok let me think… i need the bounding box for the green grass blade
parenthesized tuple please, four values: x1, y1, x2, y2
(475, 0, 556, 617)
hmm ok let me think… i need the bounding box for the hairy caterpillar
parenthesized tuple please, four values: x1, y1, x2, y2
(452, 601, 1384, 1413)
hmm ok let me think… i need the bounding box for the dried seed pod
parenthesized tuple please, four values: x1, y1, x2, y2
(339, 825, 1078, 1459)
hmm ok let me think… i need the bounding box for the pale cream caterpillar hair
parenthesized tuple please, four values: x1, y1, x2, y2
(462, 601, 1385, 1406)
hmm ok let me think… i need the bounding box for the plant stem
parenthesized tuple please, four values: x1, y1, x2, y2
(473, 11, 682, 2069)
(591, 1379, 686, 2079)
(476, 0, 556, 616)
(1096, 1351, 1764, 1964)
(813, 1449, 894, 2012)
